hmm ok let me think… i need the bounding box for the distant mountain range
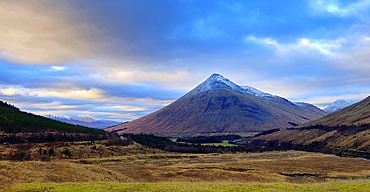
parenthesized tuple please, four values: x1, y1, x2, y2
(44, 114, 124, 129)
(0, 100, 104, 134)
(323, 99, 357, 114)
(106, 73, 327, 137)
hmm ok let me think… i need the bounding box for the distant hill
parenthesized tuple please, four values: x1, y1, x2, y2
(0, 100, 105, 134)
(299, 96, 370, 127)
(323, 99, 357, 114)
(44, 114, 124, 129)
(106, 73, 326, 137)
(255, 95, 370, 151)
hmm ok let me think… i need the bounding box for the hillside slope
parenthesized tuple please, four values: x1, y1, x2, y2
(106, 74, 326, 137)
(0, 100, 105, 134)
(299, 96, 370, 127)
(255, 95, 370, 152)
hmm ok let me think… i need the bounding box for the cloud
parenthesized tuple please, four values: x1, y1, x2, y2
(98, 70, 192, 90)
(309, 0, 370, 17)
(305, 92, 369, 107)
(51, 66, 66, 71)
(0, 86, 104, 100)
(245, 35, 343, 57)
(0, 87, 27, 96)
(0, 0, 97, 64)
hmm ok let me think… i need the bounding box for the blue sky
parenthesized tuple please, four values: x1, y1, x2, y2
(1, 0, 370, 121)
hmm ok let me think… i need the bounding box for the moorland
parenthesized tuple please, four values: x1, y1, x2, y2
(1, 135, 370, 192)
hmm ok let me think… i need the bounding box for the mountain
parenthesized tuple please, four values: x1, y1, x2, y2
(44, 114, 69, 121)
(300, 96, 370, 127)
(71, 115, 97, 123)
(106, 73, 326, 137)
(255, 95, 370, 151)
(44, 114, 123, 129)
(0, 100, 104, 134)
(323, 99, 357, 114)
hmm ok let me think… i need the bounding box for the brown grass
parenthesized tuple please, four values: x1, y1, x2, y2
(1, 148, 370, 187)
(257, 129, 370, 151)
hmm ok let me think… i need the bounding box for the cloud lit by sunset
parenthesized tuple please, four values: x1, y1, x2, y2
(1, 0, 370, 121)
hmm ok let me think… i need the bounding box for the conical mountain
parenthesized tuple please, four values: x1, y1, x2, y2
(106, 74, 326, 137)
(299, 95, 370, 127)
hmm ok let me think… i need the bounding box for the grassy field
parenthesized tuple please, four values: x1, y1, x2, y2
(2, 149, 370, 185)
(2, 142, 370, 191)
(3, 181, 370, 192)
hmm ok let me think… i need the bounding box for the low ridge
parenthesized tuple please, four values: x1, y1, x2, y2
(299, 96, 370, 127)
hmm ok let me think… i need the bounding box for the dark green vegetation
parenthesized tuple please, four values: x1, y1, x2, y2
(177, 135, 242, 143)
(123, 134, 245, 153)
(0, 100, 105, 134)
(121, 133, 173, 150)
(0, 100, 110, 144)
(254, 128, 280, 137)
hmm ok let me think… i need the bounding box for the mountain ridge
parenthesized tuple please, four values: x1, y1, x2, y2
(44, 114, 123, 129)
(323, 99, 357, 114)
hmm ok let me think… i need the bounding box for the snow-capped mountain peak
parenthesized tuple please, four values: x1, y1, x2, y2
(70, 115, 97, 123)
(323, 99, 357, 114)
(240, 85, 275, 98)
(43, 114, 68, 121)
(187, 73, 244, 96)
(44, 114, 123, 129)
(187, 73, 277, 99)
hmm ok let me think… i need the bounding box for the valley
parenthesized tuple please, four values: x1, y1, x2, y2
(1, 74, 370, 191)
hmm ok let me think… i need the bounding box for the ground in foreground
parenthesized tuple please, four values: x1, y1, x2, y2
(3, 181, 370, 192)
(1, 148, 370, 185)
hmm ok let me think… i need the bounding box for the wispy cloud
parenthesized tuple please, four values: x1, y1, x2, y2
(245, 35, 343, 56)
(0, 86, 104, 99)
(1, 0, 370, 121)
(309, 0, 370, 17)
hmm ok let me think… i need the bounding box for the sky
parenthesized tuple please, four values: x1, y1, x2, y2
(1, 0, 370, 121)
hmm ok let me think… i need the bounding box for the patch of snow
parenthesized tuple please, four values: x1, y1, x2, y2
(44, 114, 69, 121)
(70, 114, 97, 123)
(323, 99, 357, 114)
(187, 73, 278, 99)
(240, 85, 276, 98)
